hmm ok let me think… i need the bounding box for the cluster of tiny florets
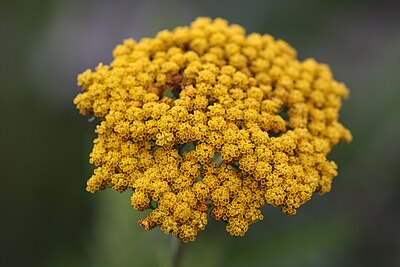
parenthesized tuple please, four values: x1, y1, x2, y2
(74, 17, 352, 242)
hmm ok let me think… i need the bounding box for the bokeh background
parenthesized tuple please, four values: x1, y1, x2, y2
(2, 0, 400, 266)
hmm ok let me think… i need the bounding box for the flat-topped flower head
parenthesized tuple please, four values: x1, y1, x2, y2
(74, 17, 352, 242)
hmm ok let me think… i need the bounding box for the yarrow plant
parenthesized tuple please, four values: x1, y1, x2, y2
(74, 17, 352, 243)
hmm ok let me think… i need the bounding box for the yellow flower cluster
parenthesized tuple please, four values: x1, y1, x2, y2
(74, 17, 352, 242)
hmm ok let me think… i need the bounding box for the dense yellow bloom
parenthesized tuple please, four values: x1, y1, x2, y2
(74, 17, 352, 242)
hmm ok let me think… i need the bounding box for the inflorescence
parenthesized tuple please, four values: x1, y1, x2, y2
(74, 17, 352, 242)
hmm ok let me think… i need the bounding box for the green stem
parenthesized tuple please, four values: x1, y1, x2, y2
(172, 237, 186, 267)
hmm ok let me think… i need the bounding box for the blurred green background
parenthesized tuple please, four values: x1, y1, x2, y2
(1, 0, 400, 266)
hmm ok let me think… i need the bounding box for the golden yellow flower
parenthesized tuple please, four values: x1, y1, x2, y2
(74, 17, 352, 242)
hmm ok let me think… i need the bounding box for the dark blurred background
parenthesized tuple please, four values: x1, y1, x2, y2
(1, 0, 400, 266)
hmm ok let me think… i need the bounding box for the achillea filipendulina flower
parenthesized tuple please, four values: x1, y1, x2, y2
(74, 17, 352, 242)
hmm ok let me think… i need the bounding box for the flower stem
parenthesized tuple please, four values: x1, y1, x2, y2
(172, 237, 185, 267)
